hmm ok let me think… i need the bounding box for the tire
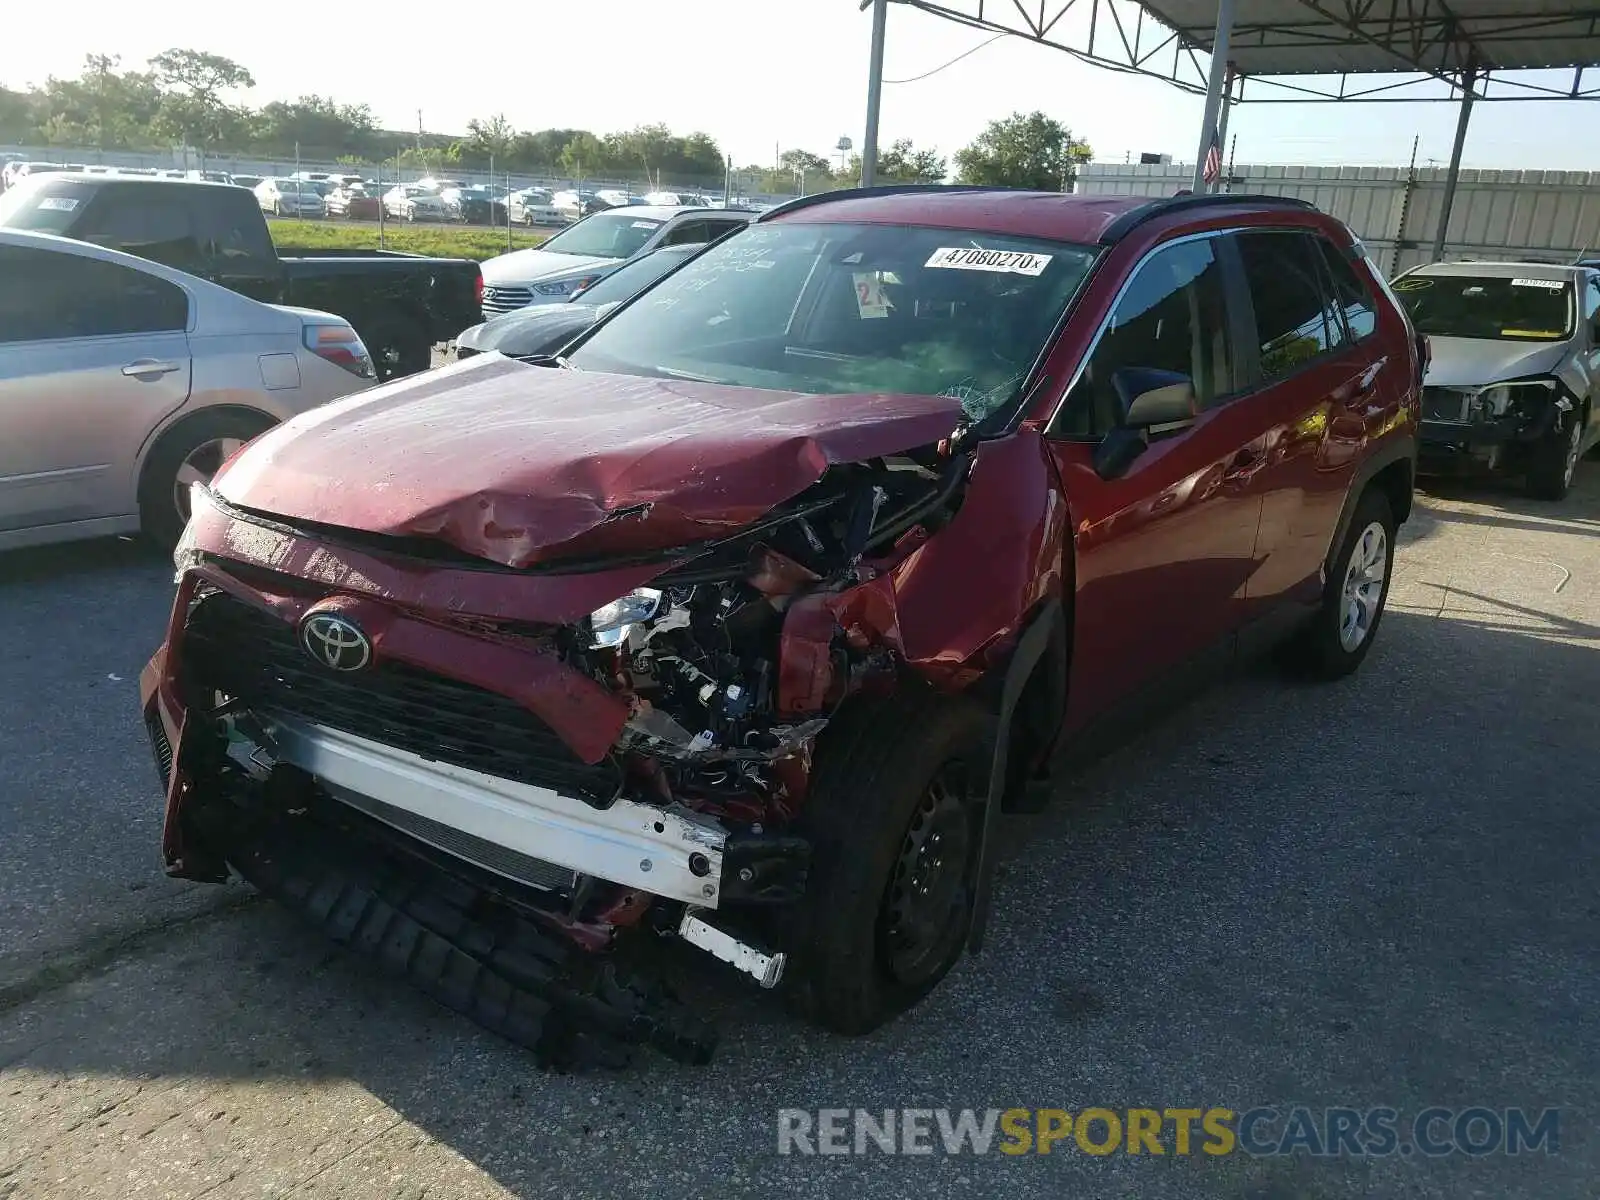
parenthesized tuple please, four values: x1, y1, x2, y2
(138, 410, 276, 550)
(1286, 488, 1397, 680)
(784, 686, 988, 1035)
(1526, 411, 1582, 500)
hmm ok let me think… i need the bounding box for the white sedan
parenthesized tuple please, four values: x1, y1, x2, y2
(507, 188, 567, 227)
(382, 185, 451, 222)
(0, 229, 376, 551)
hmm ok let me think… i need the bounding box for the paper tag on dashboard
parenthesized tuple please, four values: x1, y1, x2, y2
(853, 272, 891, 318)
(37, 196, 79, 212)
(925, 246, 1052, 275)
(1511, 277, 1565, 289)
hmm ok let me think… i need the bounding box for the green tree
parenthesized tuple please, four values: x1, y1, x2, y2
(0, 84, 31, 141)
(953, 111, 1091, 190)
(32, 57, 163, 149)
(559, 131, 606, 178)
(780, 149, 832, 176)
(515, 128, 586, 171)
(148, 48, 255, 157)
(466, 112, 517, 163)
(878, 138, 946, 183)
(674, 131, 726, 180)
(253, 95, 377, 159)
(845, 138, 946, 185)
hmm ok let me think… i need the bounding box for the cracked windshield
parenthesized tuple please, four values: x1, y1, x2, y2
(567, 222, 1099, 419)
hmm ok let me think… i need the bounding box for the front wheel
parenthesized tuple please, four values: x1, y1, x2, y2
(138, 410, 277, 550)
(1285, 489, 1396, 680)
(785, 688, 987, 1035)
(1527, 414, 1582, 500)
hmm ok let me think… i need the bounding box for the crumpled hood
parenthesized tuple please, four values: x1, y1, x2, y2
(212, 354, 965, 569)
(1423, 336, 1571, 389)
(481, 248, 619, 286)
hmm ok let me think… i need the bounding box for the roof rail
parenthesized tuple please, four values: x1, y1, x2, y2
(1097, 192, 1318, 244)
(755, 183, 1002, 221)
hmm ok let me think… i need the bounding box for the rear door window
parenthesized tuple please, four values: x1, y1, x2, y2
(74, 188, 204, 271)
(1313, 235, 1379, 340)
(660, 219, 713, 246)
(1234, 230, 1343, 381)
(0, 244, 189, 342)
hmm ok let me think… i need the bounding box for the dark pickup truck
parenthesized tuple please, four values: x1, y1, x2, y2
(0, 174, 481, 379)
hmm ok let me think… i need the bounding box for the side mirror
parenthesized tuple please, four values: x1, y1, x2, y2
(1113, 367, 1198, 428)
(1092, 368, 1198, 481)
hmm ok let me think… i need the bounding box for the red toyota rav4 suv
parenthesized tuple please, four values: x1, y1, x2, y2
(142, 187, 1419, 1065)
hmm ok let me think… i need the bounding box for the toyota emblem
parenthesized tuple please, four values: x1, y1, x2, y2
(300, 613, 372, 672)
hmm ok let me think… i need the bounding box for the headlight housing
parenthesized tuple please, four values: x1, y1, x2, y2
(536, 278, 586, 296)
(588, 588, 665, 648)
(1468, 379, 1554, 421)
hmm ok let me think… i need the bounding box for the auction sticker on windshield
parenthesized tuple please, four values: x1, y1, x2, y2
(36, 197, 79, 212)
(853, 271, 892, 318)
(1511, 278, 1566, 289)
(925, 247, 1052, 275)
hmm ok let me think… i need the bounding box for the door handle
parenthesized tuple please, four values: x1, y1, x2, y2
(1223, 445, 1264, 482)
(122, 360, 182, 379)
(1347, 356, 1387, 401)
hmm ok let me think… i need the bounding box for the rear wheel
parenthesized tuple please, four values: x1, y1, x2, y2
(138, 410, 276, 550)
(785, 688, 987, 1035)
(1527, 413, 1582, 500)
(1285, 489, 1396, 679)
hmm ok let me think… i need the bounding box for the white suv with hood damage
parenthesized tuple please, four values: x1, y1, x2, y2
(478, 205, 751, 318)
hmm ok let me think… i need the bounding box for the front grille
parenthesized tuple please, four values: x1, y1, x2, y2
(182, 592, 620, 805)
(1423, 386, 1472, 422)
(482, 285, 534, 316)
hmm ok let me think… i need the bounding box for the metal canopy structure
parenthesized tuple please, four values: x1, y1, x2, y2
(860, 0, 1600, 263)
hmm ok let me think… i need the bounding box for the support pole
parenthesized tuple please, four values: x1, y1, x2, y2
(1431, 65, 1478, 263)
(1191, 0, 1236, 192)
(862, 0, 889, 187)
(1214, 65, 1236, 193)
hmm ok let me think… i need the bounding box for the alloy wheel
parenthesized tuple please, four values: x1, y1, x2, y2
(173, 437, 244, 524)
(1562, 420, 1582, 488)
(1339, 520, 1388, 652)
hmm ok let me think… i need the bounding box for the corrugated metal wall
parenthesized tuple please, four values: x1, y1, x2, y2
(1077, 163, 1600, 275)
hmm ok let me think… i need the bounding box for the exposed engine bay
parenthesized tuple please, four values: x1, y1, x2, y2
(568, 445, 971, 813)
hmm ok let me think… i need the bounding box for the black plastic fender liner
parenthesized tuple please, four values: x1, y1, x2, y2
(198, 795, 718, 1068)
(967, 596, 1065, 953)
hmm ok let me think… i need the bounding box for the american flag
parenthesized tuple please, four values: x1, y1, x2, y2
(1202, 127, 1222, 185)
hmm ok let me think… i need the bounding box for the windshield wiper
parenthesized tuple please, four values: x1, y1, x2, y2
(513, 353, 574, 369)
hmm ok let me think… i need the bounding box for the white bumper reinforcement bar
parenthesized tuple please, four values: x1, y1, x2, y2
(264, 719, 728, 908)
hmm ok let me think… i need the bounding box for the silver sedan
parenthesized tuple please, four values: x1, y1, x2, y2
(0, 229, 376, 551)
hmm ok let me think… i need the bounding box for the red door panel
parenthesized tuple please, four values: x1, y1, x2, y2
(1048, 401, 1264, 731)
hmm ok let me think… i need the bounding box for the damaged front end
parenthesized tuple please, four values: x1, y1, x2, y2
(143, 435, 980, 1065)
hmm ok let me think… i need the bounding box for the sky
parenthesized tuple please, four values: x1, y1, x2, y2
(7, 0, 1599, 173)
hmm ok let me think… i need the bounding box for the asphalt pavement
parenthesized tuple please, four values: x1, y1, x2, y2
(1, 467, 1597, 1199)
